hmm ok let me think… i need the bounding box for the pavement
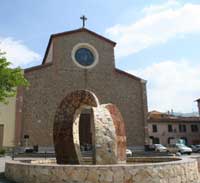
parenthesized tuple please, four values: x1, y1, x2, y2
(0, 156, 12, 173)
(0, 156, 15, 183)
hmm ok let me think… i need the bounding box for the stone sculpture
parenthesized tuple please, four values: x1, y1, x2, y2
(53, 90, 126, 164)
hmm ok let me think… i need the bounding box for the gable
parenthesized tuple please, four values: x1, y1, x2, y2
(42, 28, 116, 65)
(25, 28, 144, 83)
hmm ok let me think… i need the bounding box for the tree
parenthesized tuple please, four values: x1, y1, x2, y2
(0, 51, 28, 103)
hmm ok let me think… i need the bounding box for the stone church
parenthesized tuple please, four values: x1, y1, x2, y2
(14, 26, 148, 150)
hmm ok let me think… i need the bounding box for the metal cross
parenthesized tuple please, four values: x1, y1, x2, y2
(80, 15, 87, 28)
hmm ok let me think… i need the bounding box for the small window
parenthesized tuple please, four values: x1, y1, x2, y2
(191, 124, 198, 132)
(168, 137, 174, 144)
(180, 137, 188, 145)
(152, 124, 157, 132)
(153, 137, 160, 144)
(179, 124, 186, 132)
(72, 43, 99, 69)
(168, 124, 173, 132)
(24, 134, 29, 139)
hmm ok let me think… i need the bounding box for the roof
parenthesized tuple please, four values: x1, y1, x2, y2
(148, 110, 170, 119)
(25, 63, 52, 73)
(148, 110, 164, 115)
(115, 69, 143, 82)
(42, 28, 116, 65)
(148, 116, 200, 123)
(52, 28, 116, 46)
(148, 110, 200, 123)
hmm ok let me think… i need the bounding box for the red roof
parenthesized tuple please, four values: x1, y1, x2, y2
(148, 116, 200, 123)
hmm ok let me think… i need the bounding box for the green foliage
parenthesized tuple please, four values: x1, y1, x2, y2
(0, 51, 28, 103)
(0, 149, 5, 155)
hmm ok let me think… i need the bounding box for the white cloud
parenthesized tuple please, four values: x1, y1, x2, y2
(142, 0, 180, 15)
(129, 60, 200, 112)
(0, 37, 41, 68)
(106, 1, 200, 57)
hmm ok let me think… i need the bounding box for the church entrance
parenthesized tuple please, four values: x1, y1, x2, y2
(79, 109, 93, 152)
(54, 90, 99, 164)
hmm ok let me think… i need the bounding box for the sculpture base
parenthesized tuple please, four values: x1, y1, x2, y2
(5, 157, 200, 183)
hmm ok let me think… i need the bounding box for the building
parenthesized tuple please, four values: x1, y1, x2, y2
(196, 98, 200, 116)
(13, 27, 148, 150)
(0, 97, 16, 149)
(148, 111, 200, 145)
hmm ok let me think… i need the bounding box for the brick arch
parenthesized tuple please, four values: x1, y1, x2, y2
(53, 90, 99, 164)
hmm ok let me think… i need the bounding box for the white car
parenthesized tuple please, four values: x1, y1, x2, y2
(126, 149, 132, 157)
(167, 144, 192, 155)
(154, 144, 167, 152)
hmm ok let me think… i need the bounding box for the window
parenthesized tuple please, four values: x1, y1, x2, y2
(179, 124, 186, 132)
(168, 137, 174, 144)
(152, 124, 157, 132)
(180, 137, 188, 145)
(72, 43, 99, 69)
(75, 48, 94, 66)
(168, 124, 173, 132)
(152, 137, 160, 144)
(24, 134, 29, 139)
(191, 124, 198, 132)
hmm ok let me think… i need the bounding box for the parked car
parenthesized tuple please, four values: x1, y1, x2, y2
(167, 144, 192, 155)
(145, 144, 155, 151)
(153, 144, 167, 152)
(190, 145, 200, 153)
(24, 147, 34, 153)
(126, 149, 132, 157)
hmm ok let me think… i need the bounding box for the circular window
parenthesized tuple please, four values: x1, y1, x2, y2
(75, 48, 94, 66)
(72, 43, 99, 69)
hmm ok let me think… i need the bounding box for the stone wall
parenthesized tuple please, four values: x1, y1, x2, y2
(192, 156, 200, 173)
(5, 158, 200, 183)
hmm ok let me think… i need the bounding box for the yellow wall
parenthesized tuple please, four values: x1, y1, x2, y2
(0, 97, 16, 147)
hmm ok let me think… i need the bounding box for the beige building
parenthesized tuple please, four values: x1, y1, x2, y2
(148, 111, 200, 145)
(0, 97, 16, 149)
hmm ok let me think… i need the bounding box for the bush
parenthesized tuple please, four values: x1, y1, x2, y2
(0, 149, 5, 155)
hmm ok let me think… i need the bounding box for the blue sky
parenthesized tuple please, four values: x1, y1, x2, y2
(1, 0, 200, 113)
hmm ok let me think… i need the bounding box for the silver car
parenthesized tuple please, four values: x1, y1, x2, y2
(154, 144, 167, 152)
(126, 149, 132, 157)
(167, 144, 192, 155)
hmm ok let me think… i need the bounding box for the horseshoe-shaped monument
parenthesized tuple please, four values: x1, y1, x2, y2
(53, 90, 126, 164)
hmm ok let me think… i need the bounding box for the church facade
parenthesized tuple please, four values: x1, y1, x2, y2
(15, 28, 148, 149)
